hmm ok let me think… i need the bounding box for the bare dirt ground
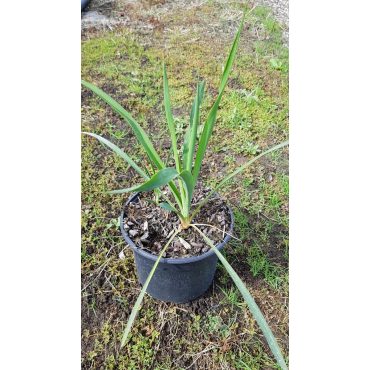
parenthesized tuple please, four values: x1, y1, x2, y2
(82, 0, 289, 45)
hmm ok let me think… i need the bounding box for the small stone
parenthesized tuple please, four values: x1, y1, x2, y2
(140, 231, 149, 240)
(127, 221, 134, 226)
(135, 205, 141, 209)
(173, 246, 179, 252)
(119, 251, 125, 260)
(123, 224, 130, 230)
(143, 221, 148, 231)
(129, 229, 139, 237)
(191, 242, 203, 248)
(201, 247, 208, 253)
(162, 252, 166, 258)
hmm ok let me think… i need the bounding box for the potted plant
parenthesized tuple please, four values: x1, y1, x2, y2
(82, 9, 289, 370)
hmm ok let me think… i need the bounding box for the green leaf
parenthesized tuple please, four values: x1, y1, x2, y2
(183, 79, 205, 171)
(162, 64, 185, 207)
(142, 199, 185, 221)
(81, 81, 163, 170)
(163, 63, 182, 174)
(121, 228, 181, 348)
(192, 8, 246, 181)
(177, 169, 194, 216)
(146, 153, 156, 175)
(191, 225, 288, 370)
(81, 81, 183, 208)
(142, 198, 157, 205)
(157, 202, 185, 221)
(191, 141, 289, 219)
(165, 133, 180, 167)
(107, 168, 179, 195)
(137, 157, 151, 177)
(82, 132, 149, 180)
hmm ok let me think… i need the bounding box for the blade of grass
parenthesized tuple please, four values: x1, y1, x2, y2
(191, 225, 288, 370)
(192, 8, 246, 181)
(82, 132, 149, 180)
(121, 227, 181, 348)
(191, 141, 289, 219)
(165, 134, 180, 167)
(137, 157, 151, 177)
(146, 153, 156, 175)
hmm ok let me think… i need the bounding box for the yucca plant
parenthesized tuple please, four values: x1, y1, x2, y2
(82, 9, 289, 370)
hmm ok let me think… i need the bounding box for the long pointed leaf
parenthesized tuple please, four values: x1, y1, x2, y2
(142, 199, 185, 221)
(178, 169, 195, 217)
(137, 157, 151, 177)
(106, 168, 179, 195)
(183, 79, 205, 171)
(191, 141, 289, 219)
(121, 227, 181, 348)
(81, 80, 183, 207)
(191, 226, 288, 370)
(82, 132, 149, 180)
(163, 63, 182, 174)
(146, 152, 156, 175)
(158, 202, 186, 221)
(81, 81, 182, 206)
(191, 140, 289, 218)
(186, 77, 199, 171)
(162, 64, 186, 206)
(165, 134, 180, 167)
(192, 9, 246, 181)
(81, 81, 163, 170)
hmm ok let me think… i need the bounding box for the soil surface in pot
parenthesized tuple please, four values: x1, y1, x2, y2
(123, 183, 232, 258)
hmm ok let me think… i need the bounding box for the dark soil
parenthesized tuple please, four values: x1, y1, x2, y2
(122, 184, 232, 258)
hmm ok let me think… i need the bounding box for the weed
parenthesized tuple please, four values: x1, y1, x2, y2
(219, 285, 247, 311)
(106, 216, 120, 230)
(88, 299, 97, 318)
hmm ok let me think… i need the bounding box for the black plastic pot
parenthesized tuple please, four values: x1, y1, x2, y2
(120, 192, 234, 304)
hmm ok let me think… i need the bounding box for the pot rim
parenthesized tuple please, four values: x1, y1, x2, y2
(120, 191, 234, 265)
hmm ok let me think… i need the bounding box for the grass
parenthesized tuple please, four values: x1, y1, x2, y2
(81, 1, 288, 369)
